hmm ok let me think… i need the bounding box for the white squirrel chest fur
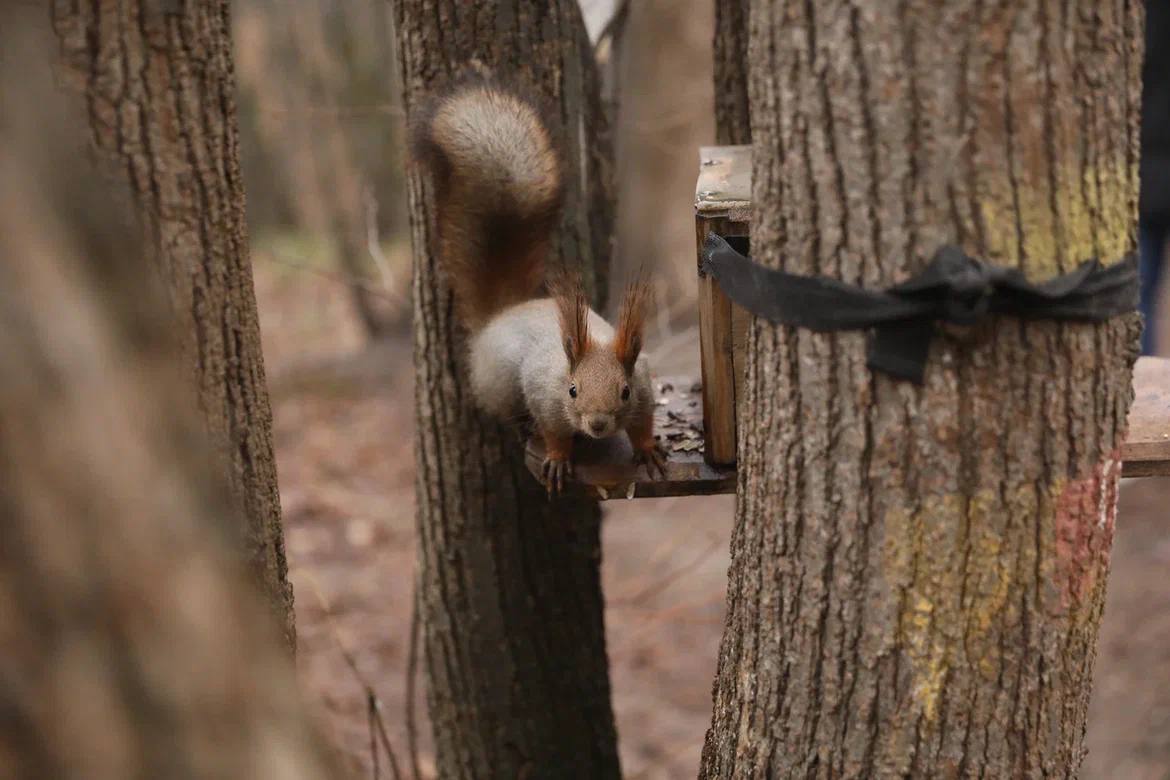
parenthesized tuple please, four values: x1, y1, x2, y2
(469, 298, 650, 437)
(469, 298, 609, 418)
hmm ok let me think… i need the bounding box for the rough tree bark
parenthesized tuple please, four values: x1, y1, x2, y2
(51, 1, 295, 649)
(391, 3, 620, 778)
(713, 0, 750, 146)
(0, 14, 334, 776)
(701, 1, 1142, 776)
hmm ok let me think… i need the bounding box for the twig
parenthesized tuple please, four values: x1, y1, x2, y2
(372, 695, 404, 780)
(369, 694, 380, 780)
(305, 574, 404, 780)
(363, 186, 396, 292)
(405, 576, 422, 780)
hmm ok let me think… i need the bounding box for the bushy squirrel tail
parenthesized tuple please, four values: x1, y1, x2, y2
(411, 77, 564, 330)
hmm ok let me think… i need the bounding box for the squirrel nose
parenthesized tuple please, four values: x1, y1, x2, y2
(589, 418, 608, 435)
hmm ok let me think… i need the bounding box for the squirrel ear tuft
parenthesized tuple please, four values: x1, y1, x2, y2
(614, 275, 651, 373)
(563, 336, 580, 367)
(551, 271, 590, 369)
(616, 333, 642, 373)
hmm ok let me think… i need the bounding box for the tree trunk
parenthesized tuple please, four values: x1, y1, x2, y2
(51, 0, 295, 650)
(0, 14, 334, 776)
(391, 3, 620, 778)
(713, 0, 750, 146)
(701, 1, 1142, 776)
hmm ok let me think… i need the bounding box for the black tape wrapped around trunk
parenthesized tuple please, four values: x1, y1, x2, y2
(699, 233, 1140, 384)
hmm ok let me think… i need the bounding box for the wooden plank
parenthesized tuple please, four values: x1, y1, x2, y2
(696, 147, 752, 466)
(697, 217, 738, 465)
(1122, 356, 1170, 477)
(524, 376, 736, 500)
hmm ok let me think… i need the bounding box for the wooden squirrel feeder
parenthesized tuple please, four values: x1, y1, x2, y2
(695, 145, 752, 466)
(526, 145, 1170, 498)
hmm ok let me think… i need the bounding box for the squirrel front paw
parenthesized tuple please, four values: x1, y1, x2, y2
(541, 454, 574, 498)
(633, 442, 668, 480)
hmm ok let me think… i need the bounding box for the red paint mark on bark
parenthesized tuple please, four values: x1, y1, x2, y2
(1053, 450, 1122, 611)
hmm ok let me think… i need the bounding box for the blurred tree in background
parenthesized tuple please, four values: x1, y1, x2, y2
(1, 6, 336, 776)
(51, 0, 298, 649)
(235, 0, 410, 338)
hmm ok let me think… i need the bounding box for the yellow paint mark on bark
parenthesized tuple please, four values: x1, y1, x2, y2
(883, 494, 963, 724)
(882, 483, 1071, 721)
(974, 162, 1135, 279)
(905, 595, 946, 722)
(965, 491, 1013, 635)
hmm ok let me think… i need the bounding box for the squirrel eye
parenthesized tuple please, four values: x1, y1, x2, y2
(569, 384, 578, 399)
(621, 385, 631, 401)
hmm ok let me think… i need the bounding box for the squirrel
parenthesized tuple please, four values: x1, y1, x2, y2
(411, 76, 667, 495)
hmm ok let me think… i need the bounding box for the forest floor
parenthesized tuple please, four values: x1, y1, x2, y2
(254, 252, 1170, 780)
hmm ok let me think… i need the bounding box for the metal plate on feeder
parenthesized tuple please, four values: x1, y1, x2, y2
(695, 145, 752, 223)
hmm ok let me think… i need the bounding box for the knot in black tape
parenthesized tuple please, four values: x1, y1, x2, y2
(935, 249, 995, 323)
(700, 233, 1139, 384)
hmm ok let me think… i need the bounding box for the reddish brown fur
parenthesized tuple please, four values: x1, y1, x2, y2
(411, 74, 667, 490)
(548, 271, 592, 367)
(613, 275, 651, 372)
(410, 76, 564, 329)
(558, 274, 656, 444)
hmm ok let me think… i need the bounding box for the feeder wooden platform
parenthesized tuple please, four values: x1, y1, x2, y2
(524, 377, 736, 500)
(1124, 356, 1170, 477)
(524, 359, 1170, 499)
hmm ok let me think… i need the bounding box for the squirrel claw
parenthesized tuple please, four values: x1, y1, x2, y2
(541, 456, 573, 498)
(633, 444, 669, 480)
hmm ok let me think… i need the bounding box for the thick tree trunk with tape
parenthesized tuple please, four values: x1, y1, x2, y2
(51, 1, 295, 650)
(391, 3, 619, 778)
(701, 1, 1142, 777)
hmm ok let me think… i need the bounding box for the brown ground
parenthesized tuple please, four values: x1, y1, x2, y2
(255, 254, 1170, 779)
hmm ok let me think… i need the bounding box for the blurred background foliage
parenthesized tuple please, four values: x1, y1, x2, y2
(236, 0, 409, 339)
(232, 0, 713, 347)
